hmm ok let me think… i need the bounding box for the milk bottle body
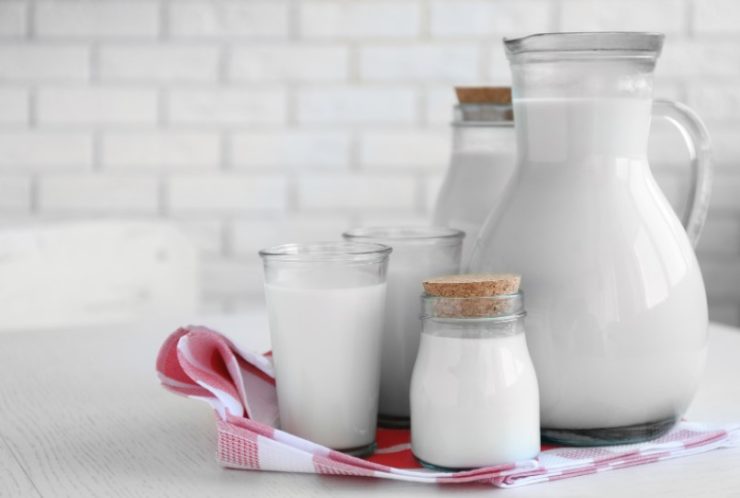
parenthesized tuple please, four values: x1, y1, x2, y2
(433, 102, 516, 270)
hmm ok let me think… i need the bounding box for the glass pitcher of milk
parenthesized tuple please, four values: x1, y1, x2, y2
(470, 32, 713, 445)
(432, 87, 516, 271)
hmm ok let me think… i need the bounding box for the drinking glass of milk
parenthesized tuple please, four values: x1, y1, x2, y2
(342, 227, 464, 427)
(259, 242, 391, 456)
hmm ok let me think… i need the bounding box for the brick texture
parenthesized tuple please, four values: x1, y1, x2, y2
(0, 0, 738, 326)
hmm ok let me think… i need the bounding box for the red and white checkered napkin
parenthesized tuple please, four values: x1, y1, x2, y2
(156, 325, 740, 488)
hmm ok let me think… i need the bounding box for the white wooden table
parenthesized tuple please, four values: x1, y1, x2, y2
(1, 314, 739, 498)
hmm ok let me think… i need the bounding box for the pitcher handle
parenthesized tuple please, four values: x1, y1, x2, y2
(652, 100, 713, 247)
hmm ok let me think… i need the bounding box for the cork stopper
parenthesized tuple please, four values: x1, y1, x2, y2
(423, 273, 521, 318)
(455, 87, 512, 105)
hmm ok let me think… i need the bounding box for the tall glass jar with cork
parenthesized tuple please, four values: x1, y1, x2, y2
(432, 87, 517, 270)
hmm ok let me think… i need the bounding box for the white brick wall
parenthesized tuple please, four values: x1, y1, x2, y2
(167, 89, 287, 125)
(0, 3, 27, 37)
(1, 0, 739, 324)
(37, 88, 158, 125)
(0, 45, 89, 81)
(35, 2, 159, 39)
(100, 45, 221, 83)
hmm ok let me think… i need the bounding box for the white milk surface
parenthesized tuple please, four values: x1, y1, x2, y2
(471, 98, 708, 429)
(411, 332, 540, 468)
(265, 281, 386, 450)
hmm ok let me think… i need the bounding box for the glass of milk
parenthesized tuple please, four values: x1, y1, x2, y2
(259, 242, 391, 456)
(342, 227, 464, 427)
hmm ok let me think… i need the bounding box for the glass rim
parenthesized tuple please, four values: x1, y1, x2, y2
(259, 241, 392, 262)
(504, 31, 665, 58)
(343, 226, 465, 242)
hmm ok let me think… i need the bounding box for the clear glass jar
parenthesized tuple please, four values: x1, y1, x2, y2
(259, 242, 391, 456)
(410, 291, 540, 470)
(432, 95, 517, 271)
(342, 227, 464, 427)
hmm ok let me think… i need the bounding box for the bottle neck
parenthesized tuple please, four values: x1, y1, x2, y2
(452, 124, 515, 156)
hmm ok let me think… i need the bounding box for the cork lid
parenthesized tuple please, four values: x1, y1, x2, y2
(423, 273, 520, 297)
(423, 273, 522, 318)
(455, 87, 512, 105)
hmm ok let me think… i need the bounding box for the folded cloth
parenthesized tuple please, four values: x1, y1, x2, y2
(156, 325, 740, 488)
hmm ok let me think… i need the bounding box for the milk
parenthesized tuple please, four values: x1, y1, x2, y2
(265, 281, 386, 450)
(471, 98, 708, 430)
(411, 332, 540, 468)
(434, 149, 516, 270)
(379, 250, 460, 420)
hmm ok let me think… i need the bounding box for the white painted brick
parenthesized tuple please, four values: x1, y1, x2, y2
(102, 132, 221, 169)
(658, 40, 740, 78)
(425, 87, 458, 126)
(168, 89, 286, 125)
(297, 87, 416, 125)
(167, 175, 288, 212)
(694, 0, 740, 34)
(35, 1, 158, 38)
(300, 0, 420, 39)
(0, 2, 27, 37)
(697, 215, 740, 256)
(0, 177, 31, 211)
(100, 45, 220, 83)
(0, 132, 92, 170)
(0, 45, 89, 81)
(709, 176, 740, 212)
(0, 88, 29, 125)
(359, 44, 479, 83)
(38, 175, 159, 213)
(231, 215, 351, 255)
(701, 258, 740, 301)
(356, 213, 430, 227)
(710, 127, 740, 167)
(298, 174, 417, 210)
(652, 81, 685, 103)
(169, 1, 289, 38)
(359, 130, 449, 168)
(231, 131, 350, 168)
(430, 0, 552, 37)
(560, 0, 685, 33)
(174, 219, 223, 256)
(687, 84, 740, 123)
(37, 88, 158, 126)
(708, 302, 740, 328)
(201, 258, 262, 297)
(487, 43, 512, 84)
(229, 45, 349, 82)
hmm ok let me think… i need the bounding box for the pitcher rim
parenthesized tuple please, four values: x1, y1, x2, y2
(504, 32, 665, 58)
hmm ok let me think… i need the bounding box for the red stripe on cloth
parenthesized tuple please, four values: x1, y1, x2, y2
(367, 428, 419, 468)
(176, 330, 244, 415)
(313, 454, 376, 477)
(217, 420, 261, 470)
(155, 328, 193, 385)
(225, 413, 275, 439)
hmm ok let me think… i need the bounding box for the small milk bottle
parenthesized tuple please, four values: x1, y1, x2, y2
(410, 274, 540, 469)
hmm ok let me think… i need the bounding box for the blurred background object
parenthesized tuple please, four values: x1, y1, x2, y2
(0, 0, 738, 325)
